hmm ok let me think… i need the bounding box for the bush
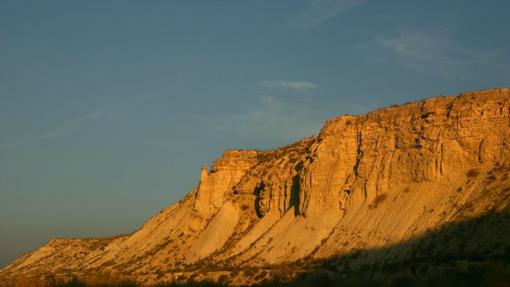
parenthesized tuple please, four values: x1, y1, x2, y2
(369, 194, 387, 209)
(467, 168, 480, 177)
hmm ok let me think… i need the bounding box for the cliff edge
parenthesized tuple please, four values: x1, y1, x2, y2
(2, 88, 510, 285)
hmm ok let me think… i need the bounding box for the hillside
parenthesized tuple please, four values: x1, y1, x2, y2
(2, 88, 510, 286)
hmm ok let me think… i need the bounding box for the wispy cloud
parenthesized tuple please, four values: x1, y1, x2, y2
(257, 80, 318, 92)
(375, 30, 507, 81)
(284, 0, 369, 31)
(0, 129, 72, 150)
(190, 94, 325, 145)
(0, 106, 118, 150)
(216, 95, 321, 140)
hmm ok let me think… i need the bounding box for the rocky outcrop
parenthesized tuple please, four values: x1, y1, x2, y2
(2, 88, 510, 286)
(194, 150, 258, 217)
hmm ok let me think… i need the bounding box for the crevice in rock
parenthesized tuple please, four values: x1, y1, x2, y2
(353, 130, 364, 177)
(253, 181, 266, 218)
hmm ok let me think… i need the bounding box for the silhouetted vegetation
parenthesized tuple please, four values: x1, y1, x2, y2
(368, 193, 387, 209)
(53, 276, 137, 287)
(3, 275, 139, 287)
(154, 281, 227, 287)
(467, 168, 480, 177)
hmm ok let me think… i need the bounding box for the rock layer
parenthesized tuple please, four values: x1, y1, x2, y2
(2, 88, 510, 285)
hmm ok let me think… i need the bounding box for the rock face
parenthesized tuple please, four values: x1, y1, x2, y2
(194, 150, 258, 218)
(2, 88, 510, 285)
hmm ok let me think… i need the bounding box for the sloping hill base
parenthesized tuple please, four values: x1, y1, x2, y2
(4, 211, 510, 286)
(148, 209, 510, 286)
(271, 209, 510, 287)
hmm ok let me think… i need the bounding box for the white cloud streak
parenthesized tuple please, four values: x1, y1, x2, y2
(193, 95, 324, 144)
(377, 31, 500, 66)
(217, 95, 319, 140)
(375, 30, 507, 81)
(258, 80, 318, 92)
(0, 129, 72, 150)
(284, 0, 369, 31)
(0, 106, 117, 150)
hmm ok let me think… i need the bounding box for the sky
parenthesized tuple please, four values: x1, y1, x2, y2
(1, 0, 509, 267)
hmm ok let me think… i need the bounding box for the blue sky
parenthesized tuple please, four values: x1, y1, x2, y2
(1, 0, 509, 267)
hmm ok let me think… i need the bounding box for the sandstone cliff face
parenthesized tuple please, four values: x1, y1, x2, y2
(194, 150, 258, 218)
(2, 88, 510, 285)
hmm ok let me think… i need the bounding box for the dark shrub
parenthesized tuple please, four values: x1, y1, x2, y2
(467, 168, 480, 177)
(369, 194, 387, 209)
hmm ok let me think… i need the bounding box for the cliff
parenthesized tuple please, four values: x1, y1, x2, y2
(2, 88, 510, 285)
